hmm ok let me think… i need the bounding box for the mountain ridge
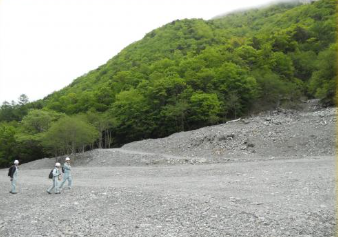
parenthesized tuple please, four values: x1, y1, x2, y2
(0, 0, 336, 166)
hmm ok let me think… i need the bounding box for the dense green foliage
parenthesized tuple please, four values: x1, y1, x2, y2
(0, 0, 336, 167)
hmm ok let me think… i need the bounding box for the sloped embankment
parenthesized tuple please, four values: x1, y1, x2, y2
(20, 104, 336, 169)
(122, 106, 336, 162)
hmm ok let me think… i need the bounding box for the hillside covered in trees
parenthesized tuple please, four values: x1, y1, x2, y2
(0, 0, 336, 167)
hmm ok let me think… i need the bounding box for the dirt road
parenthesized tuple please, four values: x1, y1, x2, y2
(0, 155, 335, 237)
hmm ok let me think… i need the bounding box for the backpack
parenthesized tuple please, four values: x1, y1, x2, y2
(62, 166, 65, 173)
(48, 169, 54, 179)
(8, 166, 14, 177)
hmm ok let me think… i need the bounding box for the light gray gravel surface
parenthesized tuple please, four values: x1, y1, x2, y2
(1, 103, 336, 236)
(122, 107, 336, 161)
(19, 105, 336, 169)
(0, 156, 335, 237)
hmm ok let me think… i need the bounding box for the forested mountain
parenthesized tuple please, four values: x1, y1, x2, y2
(0, 0, 336, 166)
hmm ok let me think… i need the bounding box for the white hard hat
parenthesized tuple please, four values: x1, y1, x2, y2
(55, 162, 61, 167)
(65, 157, 70, 161)
(14, 160, 19, 164)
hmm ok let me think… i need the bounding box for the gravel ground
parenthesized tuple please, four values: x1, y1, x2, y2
(122, 106, 336, 162)
(19, 103, 337, 169)
(0, 156, 335, 237)
(21, 106, 335, 169)
(1, 102, 336, 236)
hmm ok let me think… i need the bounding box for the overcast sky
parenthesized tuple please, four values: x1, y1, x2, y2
(0, 0, 294, 104)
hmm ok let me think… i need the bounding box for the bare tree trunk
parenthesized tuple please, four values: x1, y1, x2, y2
(105, 130, 108, 148)
(99, 133, 102, 149)
(181, 112, 185, 131)
(108, 131, 112, 148)
(71, 141, 76, 154)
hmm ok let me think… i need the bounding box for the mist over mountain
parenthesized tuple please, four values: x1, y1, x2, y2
(212, 0, 319, 19)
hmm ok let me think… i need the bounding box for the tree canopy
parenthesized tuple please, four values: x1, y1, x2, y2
(0, 0, 336, 167)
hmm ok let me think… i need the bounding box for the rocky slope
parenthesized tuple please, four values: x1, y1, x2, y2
(121, 101, 336, 164)
(20, 101, 336, 169)
(1, 101, 336, 237)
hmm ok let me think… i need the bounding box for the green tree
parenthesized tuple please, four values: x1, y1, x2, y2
(159, 100, 189, 135)
(308, 44, 337, 105)
(110, 89, 153, 143)
(21, 109, 63, 134)
(290, 50, 317, 81)
(42, 116, 99, 156)
(148, 77, 186, 107)
(253, 69, 288, 110)
(0, 102, 15, 122)
(188, 92, 221, 127)
(269, 52, 295, 79)
(18, 94, 29, 106)
(85, 111, 114, 148)
(214, 62, 258, 114)
(226, 92, 241, 119)
(0, 123, 17, 167)
(0, 0, 336, 158)
(233, 45, 258, 69)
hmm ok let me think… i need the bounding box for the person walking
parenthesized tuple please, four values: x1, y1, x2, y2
(47, 162, 62, 194)
(8, 160, 19, 194)
(59, 157, 72, 190)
